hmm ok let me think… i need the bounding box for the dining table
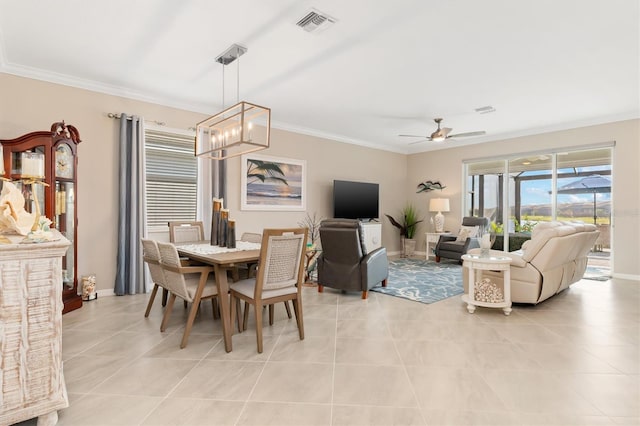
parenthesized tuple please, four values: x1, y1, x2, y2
(176, 241, 261, 352)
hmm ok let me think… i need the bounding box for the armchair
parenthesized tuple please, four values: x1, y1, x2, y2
(435, 216, 489, 263)
(317, 219, 388, 299)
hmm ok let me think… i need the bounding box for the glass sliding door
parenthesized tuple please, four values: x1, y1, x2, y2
(464, 146, 612, 273)
(466, 160, 505, 247)
(555, 148, 612, 272)
(505, 155, 553, 250)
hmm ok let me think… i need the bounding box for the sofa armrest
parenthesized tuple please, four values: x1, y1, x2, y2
(435, 234, 456, 250)
(361, 247, 389, 288)
(438, 235, 457, 243)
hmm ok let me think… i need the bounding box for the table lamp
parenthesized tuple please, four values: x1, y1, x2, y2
(429, 198, 450, 233)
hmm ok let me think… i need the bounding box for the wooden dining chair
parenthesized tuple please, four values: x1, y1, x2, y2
(235, 232, 293, 321)
(156, 241, 220, 349)
(165, 221, 208, 307)
(168, 221, 205, 243)
(232, 232, 263, 280)
(229, 228, 308, 353)
(141, 239, 168, 318)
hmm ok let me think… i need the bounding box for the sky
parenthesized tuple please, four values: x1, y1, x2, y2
(480, 166, 612, 208)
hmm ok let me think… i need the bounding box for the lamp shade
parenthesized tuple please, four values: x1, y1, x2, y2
(429, 198, 450, 212)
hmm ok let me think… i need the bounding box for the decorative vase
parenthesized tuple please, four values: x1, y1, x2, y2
(218, 209, 228, 246)
(211, 198, 222, 245)
(480, 233, 492, 257)
(402, 238, 417, 258)
(226, 220, 236, 248)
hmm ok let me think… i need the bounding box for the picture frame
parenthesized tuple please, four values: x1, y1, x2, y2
(241, 153, 306, 211)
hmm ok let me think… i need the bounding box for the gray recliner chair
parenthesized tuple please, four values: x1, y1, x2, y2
(434, 216, 490, 263)
(317, 219, 388, 299)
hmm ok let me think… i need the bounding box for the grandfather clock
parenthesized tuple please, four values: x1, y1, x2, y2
(1, 121, 82, 313)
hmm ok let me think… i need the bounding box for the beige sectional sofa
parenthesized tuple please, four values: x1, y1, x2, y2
(464, 221, 600, 304)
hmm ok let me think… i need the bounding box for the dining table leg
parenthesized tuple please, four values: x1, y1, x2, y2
(214, 264, 233, 352)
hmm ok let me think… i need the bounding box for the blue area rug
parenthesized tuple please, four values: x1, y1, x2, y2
(371, 258, 463, 304)
(584, 265, 611, 281)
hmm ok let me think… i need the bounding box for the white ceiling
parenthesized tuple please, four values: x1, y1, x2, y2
(1, 0, 638, 154)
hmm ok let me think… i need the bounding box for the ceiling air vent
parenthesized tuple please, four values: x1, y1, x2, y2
(296, 8, 336, 33)
(475, 105, 496, 114)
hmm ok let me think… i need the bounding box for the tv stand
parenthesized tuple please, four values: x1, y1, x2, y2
(359, 222, 382, 252)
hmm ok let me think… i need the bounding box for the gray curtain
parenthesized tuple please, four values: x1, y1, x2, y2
(114, 114, 146, 295)
(196, 148, 226, 239)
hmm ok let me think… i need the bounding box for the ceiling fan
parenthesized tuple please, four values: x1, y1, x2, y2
(399, 118, 486, 144)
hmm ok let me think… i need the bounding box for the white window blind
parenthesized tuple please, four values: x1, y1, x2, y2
(145, 129, 197, 227)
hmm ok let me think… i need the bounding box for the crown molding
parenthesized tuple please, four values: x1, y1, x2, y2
(2, 61, 637, 157)
(270, 120, 406, 154)
(0, 61, 215, 115)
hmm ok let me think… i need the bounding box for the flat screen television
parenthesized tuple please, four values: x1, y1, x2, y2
(333, 180, 379, 220)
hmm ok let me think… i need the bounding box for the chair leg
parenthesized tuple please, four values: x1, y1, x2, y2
(231, 267, 240, 282)
(435, 256, 441, 263)
(212, 298, 220, 320)
(269, 304, 274, 326)
(243, 301, 250, 331)
(144, 284, 159, 317)
(160, 293, 177, 332)
(255, 302, 264, 353)
(233, 296, 243, 333)
(230, 294, 237, 333)
(283, 300, 292, 318)
(161, 288, 169, 306)
(382, 279, 387, 287)
(181, 296, 201, 349)
(293, 297, 304, 340)
(211, 297, 217, 320)
(318, 284, 324, 293)
(362, 290, 368, 299)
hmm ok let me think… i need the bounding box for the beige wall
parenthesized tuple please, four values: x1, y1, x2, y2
(407, 119, 640, 279)
(2, 73, 638, 291)
(0, 73, 407, 293)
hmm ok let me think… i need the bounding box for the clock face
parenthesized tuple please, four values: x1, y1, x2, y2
(55, 144, 74, 179)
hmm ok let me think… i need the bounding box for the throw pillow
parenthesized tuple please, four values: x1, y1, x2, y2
(455, 225, 479, 242)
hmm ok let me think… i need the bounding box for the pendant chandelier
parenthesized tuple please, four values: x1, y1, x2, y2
(195, 44, 271, 160)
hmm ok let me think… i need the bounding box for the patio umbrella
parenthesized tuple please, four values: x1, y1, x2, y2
(556, 174, 611, 224)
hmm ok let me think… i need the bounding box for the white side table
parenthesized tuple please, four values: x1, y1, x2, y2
(425, 232, 450, 260)
(461, 253, 513, 315)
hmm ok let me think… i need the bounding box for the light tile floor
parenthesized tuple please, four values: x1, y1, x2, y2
(14, 277, 639, 426)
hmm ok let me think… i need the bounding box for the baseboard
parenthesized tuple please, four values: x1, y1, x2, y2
(86, 288, 155, 298)
(612, 272, 640, 281)
(95, 289, 116, 297)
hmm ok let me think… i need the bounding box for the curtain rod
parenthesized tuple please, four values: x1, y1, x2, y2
(107, 112, 165, 126)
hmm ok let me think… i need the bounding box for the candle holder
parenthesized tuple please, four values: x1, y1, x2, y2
(226, 220, 236, 248)
(211, 198, 222, 245)
(218, 209, 229, 246)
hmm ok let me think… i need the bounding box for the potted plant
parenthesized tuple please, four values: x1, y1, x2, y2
(385, 204, 423, 257)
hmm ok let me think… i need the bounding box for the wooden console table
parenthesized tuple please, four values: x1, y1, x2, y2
(0, 232, 70, 426)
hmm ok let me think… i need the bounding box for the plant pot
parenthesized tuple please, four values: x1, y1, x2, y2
(402, 238, 417, 258)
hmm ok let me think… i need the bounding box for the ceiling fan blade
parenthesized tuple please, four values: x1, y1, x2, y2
(447, 130, 486, 138)
(399, 134, 427, 138)
(408, 138, 431, 145)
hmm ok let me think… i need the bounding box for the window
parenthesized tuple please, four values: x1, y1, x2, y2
(465, 146, 612, 253)
(144, 128, 197, 227)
